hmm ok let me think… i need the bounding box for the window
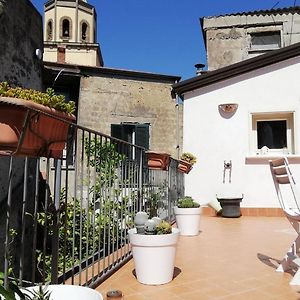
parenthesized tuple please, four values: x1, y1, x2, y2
(47, 20, 53, 41)
(251, 112, 294, 155)
(81, 22, 89, 42)
(249, 31, 281, 51)
(111, 123, 150, 160)
(60, 17, 72, 40)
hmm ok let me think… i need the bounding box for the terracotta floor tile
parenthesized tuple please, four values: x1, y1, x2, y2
(97, 216, 300, 299)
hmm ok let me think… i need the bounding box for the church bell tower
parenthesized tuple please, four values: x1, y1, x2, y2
(43, 0, 103, 67)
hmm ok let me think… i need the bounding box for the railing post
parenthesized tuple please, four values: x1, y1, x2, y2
(51, 159, 62, 284)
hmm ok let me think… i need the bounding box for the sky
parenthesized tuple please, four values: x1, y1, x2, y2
(31, 0, 298, 80)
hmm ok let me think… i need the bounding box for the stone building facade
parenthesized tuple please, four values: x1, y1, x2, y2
(43, 62, 182, 158)
(0, 0, 44, 281)
(0, 0, 43, 89)
(202, 6, 300, 70)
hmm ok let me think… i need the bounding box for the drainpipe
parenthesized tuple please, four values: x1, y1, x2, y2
(54, 0, 57, 41)
(175, 92, 183, 160)
(75, 0, 79, 42)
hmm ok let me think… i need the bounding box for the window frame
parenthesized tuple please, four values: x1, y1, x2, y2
(60, 17, 72, 40)
(249, 31, 281, 51)
(250, 111, 295, 155)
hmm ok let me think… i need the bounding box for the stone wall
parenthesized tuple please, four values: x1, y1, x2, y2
(0, 0, 43, 89)
(78, 75, 183, 158)
(203, 12, 300, 70)
(0, 0, 43, 280)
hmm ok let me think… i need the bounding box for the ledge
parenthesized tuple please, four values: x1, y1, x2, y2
(245, 155, 300, 164)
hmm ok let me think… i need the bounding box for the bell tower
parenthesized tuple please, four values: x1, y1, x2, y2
(43, 0, 103, 67)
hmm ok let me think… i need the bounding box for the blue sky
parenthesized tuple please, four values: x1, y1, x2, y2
(32, 0, 297, 79)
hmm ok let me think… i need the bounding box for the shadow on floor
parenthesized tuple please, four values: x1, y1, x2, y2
(132, 266, 182, 280)
(257, 253, 295, 276)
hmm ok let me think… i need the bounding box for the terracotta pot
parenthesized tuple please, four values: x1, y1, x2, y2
(146, 151, 171, 170)
(178, 160, 193, 174)
(0, 96, 76, 158)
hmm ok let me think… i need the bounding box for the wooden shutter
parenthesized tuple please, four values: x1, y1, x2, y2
(135, 124, 149, 149)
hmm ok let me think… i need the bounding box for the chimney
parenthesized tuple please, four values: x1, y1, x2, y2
(57, 46, 66, 64)
(195, 63, 206, 76)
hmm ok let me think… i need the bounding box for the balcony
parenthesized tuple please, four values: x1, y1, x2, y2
(1, 102, 300, 300)
(98, 216, 300, 299)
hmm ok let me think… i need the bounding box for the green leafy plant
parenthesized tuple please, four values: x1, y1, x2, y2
(0, 82, 75, 114)
(0, 273, 51, 300)
(21, 285, 52, 300)
(0, 273, 24, 300)
(155, 221, 172, 235)
(180, 152, 197, 165)
(177, 196, 200, 208)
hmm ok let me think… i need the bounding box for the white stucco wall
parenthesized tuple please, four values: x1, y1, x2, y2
(183, 56, 300, 208)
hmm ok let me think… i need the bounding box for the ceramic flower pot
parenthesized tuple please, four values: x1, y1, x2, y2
(174, 206, 202, 236)
(128, 228, 179, 285)
(177, 160, 193, 174)
(18, 285, 103, 300)
(145, 151, 171, 170)
(0, 96, 75, 158)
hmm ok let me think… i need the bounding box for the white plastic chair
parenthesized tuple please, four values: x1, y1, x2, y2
(269, 157, 300, 285)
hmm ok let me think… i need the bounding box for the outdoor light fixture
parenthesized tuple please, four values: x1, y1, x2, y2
(218, 103, 238, 113)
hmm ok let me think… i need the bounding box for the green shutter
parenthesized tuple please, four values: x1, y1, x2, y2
(135, 124, 149, 149)
(111, 124, 124, 141)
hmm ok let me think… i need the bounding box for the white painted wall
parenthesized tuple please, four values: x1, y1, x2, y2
(183, 56, 300, 208)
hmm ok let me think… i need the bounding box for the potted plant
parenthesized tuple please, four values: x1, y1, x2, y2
(128, 212, 179, 285)
(0, 82, 76, 158)
(0, 275, 103, 300)
(174, 196, 201, 236)
(145, 151, 171, 170)
(178, 152, 197, 174)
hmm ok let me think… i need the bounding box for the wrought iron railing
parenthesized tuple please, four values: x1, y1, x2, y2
(0, 111, 184, 289)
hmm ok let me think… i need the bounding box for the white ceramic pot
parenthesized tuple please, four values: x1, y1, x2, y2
(128, 228, 179, 285)
(174, 206, 202, 236)
(18, 284, 103, 300)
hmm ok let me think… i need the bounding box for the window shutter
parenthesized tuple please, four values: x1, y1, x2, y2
(135, 124, 149, 149)
(111, 124, 124, 141)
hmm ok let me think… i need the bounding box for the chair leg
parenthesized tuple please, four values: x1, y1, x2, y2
(290, 268, 300, 285)
(277, 234, 300, 273)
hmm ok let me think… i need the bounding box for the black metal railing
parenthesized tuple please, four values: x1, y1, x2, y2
(0, 109, 184, 288)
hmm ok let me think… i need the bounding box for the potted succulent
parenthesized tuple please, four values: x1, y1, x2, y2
(0, 274, 103, 300)
(174, 196, 201, 236)
(145, 151, 171, 170)
(128, 212, 179, 285)
(0, 82, 76, 158)
(178, 152, 197, 174)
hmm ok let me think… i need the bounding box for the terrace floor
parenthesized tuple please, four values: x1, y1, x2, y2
(96, 215, 300, 300)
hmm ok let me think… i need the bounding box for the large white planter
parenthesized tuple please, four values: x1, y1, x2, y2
(18, 284, 103, 300)
(174, 206, 201, 236)
(128, 228, 179, 285)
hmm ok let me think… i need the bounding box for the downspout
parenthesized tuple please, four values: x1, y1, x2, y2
(54, 0, 57, 41)
(75, 0, 79, 42)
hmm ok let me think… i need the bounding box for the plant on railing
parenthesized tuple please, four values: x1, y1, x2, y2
(84, 138, 125, 186)
(177, 196, 200, 208)
(144, 179, 168, 218)
(0, 82, 75, 114)
(35, 187, 132, 282)
(180, 152, 197, 165)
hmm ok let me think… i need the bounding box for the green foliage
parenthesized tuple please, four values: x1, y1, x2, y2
(155, 221, 172, 235)
(0, 82, 75, 114)
(180, 152, 197, 165)
(84, 138, 125, 186)
(21, 285, 52, 300)
(0, 273, 25, 300)
(177, 196, 200, 208)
